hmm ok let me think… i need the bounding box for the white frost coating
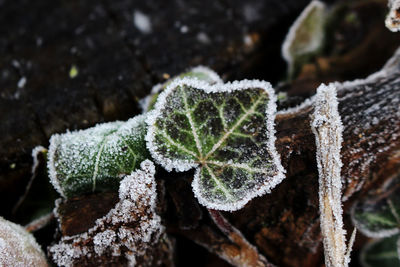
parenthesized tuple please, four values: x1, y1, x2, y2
(311, 83, 349, 267)
(281, 0, 326, 72)
(189, 65, 223, 84)
(133, 10, 152, 34)
(32, 146, 47, 173)
(146, 77, 286, 211)
(386, 0, 400, 32)
(47, 114, 147, 198)
(48, 134, 65, 197)
(277, 94, 316, 116)
(0, 217, 48, 267)
(139, 65, 223, 112)
(49, 160, 164, 266)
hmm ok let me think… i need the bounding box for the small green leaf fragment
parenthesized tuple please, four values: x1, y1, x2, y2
(69, 65, 78, 79)
(48, 114, 149, 198)
(146, 78, 285, 211)
(282, 0, 326, 77)
(140, 66, 222, 112)
(361, 235, 400, 267)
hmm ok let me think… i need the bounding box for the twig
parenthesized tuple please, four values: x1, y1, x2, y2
(311, 84, 354, 267)
(208, 209, 275, 267)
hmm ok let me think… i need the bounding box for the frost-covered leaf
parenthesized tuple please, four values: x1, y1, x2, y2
(361, 235, 400, 267)
(140, 65, 222, 112)
(49, 160, 166, 267)
(146, 78, 285, 211)
(48, 114, 149, 198)
(282, 0, 326, 76)
(351, 178, 400, 238)
(0, 217, 48, 267)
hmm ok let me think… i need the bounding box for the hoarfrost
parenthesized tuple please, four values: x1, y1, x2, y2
(49, 160, 164, 267)
(48, 114, 149, 198)
(386, 0, 400, 32)
(146, 77, 285, 211)
(311, 84, 351, 267)
(0, 217, 48, 267)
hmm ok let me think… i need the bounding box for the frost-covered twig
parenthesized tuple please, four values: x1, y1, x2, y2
(12, 146, 47, 215)
(311, 84, 354, 267)
(208, 209, 274, 267)
(25, 212, 54, 233)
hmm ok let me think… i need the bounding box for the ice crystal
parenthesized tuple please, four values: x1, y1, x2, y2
(386, 0, 400, 32)
(351, 177, 400, 238)
(139, 66, 222, 112)
(311, 83, 350, 267)
(282, 0, 326, 76)
(133, 10, 152, 34)
(146, 77, 285, 211)
(360, 235, 400, 267)
(49, 160, 164, 267)
(48, 114, 149, 198)
(0, 217, 48, 267)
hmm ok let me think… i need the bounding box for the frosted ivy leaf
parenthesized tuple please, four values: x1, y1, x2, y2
(360, 235, 400, 267)
(146, 78, 285, 211)
(48, 114, 149, 198)
(140, 65, 222, 112)
(351, 178, 400, 238)
(0, 217, 48, 267)
(281, 0, 326, 77)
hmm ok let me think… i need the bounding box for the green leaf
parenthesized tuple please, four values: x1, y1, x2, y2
(146, 78, 285, 211)
(140, 66, 222, 112)
(282, 0, 326, 77)
(351, 178, 400, 238)
(48, 114, 149, 198)
(361, 235, 400, 267)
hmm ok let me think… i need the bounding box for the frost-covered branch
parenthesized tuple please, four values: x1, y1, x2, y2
(311, 84, 353, 267)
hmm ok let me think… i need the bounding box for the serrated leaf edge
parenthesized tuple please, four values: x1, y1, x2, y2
(146, 77, 286, 211)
